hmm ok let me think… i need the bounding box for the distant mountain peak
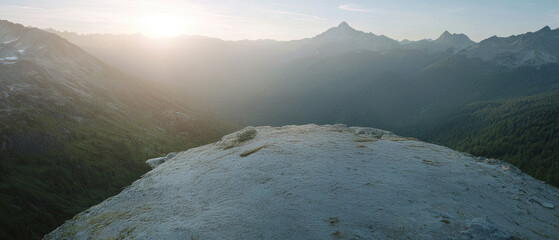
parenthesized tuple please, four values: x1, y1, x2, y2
(330, 21, 357, 33)
(435, 30, 474, 44)
(463, 25, 559, 67)
(309, 22, 400, 52)
(536, 26, 552, 33)
(311, 21, 362, 42)
(437, 31, 460, 41)
(337, 21, 352, 29)
(397, 30, 477, 53)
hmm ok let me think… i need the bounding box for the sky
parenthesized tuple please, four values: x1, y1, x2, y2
(1, 0, 558, 41)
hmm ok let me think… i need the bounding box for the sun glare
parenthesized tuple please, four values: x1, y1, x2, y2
(141, 14, 187, 38)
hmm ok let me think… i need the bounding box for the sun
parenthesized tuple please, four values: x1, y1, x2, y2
(141, 14, 187, 38)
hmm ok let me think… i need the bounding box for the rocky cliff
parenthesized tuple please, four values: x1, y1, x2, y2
(45, 125, 559, 239)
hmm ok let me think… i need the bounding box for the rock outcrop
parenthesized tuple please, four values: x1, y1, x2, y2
(45, 124, 559, 239)
(145, 152, 177, 169)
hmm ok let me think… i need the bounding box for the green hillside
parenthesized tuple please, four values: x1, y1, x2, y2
(0, 90, 237, 239)
(0, 88, 237, 240)
(424, 90, 559, 186)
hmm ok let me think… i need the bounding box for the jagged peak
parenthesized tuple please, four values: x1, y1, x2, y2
(437, 30, 456, 40)
(311, 21, 361, 40)
(337, 21, 352, 29)
(436, 30, 473, 43)
(536, 26, 551, 33)
(0, 19, 25, 30)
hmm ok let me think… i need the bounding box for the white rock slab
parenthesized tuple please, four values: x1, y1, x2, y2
(45, 124, 559, 240)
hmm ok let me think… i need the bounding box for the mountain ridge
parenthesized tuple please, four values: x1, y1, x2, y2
(460, 25, 559, 66)
(46, 21, 559, 69)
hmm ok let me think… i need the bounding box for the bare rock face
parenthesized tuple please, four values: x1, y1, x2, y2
(45, 124, 559, 239)
(218, 126, 258, 150)
(145, 152, 177, 169)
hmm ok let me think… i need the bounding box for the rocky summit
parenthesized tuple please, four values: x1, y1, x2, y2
(45, 125, 559, 239)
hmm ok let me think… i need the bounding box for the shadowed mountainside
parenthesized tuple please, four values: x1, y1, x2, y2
(0, 20, 238, 239)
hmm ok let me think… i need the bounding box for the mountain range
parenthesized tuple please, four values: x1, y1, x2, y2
(1, 19, 559, 239)
(48, 22, 559, 109)
(402, 30, 475, 53)
(463, 26, 559, 67)
(49, 20, 559, 190)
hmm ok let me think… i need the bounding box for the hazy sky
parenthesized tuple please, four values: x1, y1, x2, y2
(1, 0, 558, 41)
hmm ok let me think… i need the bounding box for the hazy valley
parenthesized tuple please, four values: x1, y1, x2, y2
(51, 22, 559, 187)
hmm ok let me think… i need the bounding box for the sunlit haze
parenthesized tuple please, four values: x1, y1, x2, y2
(141, 14, 190, 38)
(1, 0, 559, 41)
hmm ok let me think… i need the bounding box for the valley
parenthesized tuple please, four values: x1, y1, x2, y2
(51, 22, 559, 188)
